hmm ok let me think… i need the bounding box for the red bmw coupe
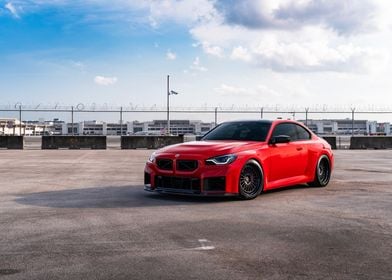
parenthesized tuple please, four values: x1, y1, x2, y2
(144, 119, 333, 199)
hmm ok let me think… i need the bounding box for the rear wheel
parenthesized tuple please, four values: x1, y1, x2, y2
(239, 160, 263, 200)
(309, 155, 331, 187)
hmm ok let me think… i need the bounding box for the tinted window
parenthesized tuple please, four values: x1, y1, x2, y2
(272, 123, 298, 141)
(296, 124, 311, 140)
(272, 123, 311, 142)
(202, 122, 271, 141)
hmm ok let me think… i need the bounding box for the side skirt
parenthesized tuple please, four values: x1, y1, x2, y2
(265, 175, 310, 190)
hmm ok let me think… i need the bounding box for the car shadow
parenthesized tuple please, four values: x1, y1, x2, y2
(15, 184, 311, 209)
(14, 185, 237, 209)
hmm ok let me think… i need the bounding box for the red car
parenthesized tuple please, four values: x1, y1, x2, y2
(144, 120, 333, 199)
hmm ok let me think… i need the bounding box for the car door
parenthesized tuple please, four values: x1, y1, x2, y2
(267, 123, 308, 183)
(294, 123, 312, 174)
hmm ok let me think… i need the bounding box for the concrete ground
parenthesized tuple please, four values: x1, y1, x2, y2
(0, 150, 391, 280)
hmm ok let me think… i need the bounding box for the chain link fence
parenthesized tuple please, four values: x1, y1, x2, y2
(1, 104, 392, 137)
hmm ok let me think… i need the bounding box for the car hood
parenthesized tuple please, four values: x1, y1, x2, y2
(157, 140, 263, 158)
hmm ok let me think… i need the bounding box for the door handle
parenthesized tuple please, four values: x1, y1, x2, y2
(296, 147, 303, 151)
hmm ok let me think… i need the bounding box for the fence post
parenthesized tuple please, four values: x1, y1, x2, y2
(305, 107, 309, 126)
(19, 105, 22, 136)
(351, 107, 355, 137)
(120, 106, 123, 135)
(260, 107, 264, 119)
(71, 106, 74, 136)
(214, 107, 218, 127)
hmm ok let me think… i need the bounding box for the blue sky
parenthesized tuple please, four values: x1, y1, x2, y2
(1, 0, 392, 115)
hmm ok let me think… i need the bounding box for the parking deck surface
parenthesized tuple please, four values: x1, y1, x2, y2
(0, 150, 391, 279)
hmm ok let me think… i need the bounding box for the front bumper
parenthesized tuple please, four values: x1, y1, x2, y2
(144, 158, 242, 196)
(144, 184, 237, 197)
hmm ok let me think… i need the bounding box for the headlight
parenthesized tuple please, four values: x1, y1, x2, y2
(206, 154, 237, 165)
(148, 152, 156, 163)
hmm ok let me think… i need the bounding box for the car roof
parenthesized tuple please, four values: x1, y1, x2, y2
(223, 120, 273, 124)
(272, 119, 304, 125)
(222, 119, 303, 125)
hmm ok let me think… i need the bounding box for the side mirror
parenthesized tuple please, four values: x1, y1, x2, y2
(270, 135, 291, 145)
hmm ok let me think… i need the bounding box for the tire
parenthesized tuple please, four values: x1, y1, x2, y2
(239, 160, 263, 200)
(309, 155, 331, 187)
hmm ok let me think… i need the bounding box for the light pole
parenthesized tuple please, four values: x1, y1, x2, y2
(166, 75, 178, 135)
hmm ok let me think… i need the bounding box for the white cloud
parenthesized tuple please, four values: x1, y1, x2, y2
(374, 0, 392, 31)
(201, 42, 224, 57)
(144, 0, 219, 27)
(231, 46, 252, 62)
(215, 0, 377, 34)
(94, 76, 118, 86)
(166, 50, 176, 60)
(190, 57, 208, 72)
(215, 83, 280, 98)
(148, 14, 158, 28)
(186, 1, 391, 73)
(192, 20, 390, 72)
(7, 0, 392, 74)
(228, 34, 388, 72)
(5, 2, 19, 18)
(215, 84, 248, 96)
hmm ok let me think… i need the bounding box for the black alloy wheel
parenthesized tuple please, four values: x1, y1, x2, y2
(239, 160, 263, 199)
(309, 155, 331, 187)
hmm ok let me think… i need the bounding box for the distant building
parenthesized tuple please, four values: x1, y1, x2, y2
(79, 121, 105, 135)
(0, 118, 64, 136)
(107, 123, 127, 135)
(301, 119, 381, 135)
(26, 118, 64, 135)
(62, 123, 79, 135)
(375, 122, 391, 135)
(0, 118, 23, 135)
(128, 120, 215, 135)
(303, 119, 338, 135)
(57, 119, 214, 136)
(3, 117, 388, 136)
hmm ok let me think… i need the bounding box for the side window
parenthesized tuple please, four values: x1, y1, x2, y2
(296, 124, 311, 140)
(272, 123, 298, 141)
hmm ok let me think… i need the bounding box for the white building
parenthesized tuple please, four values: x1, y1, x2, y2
(61, 120, 128, 135)
(303, 119, 338, 135)
(375, 122, 391, 135)
(0, 118, 64, 136)
(128, 120, 215, 135)
(0, 118, 23, 135)
(301, 119, 379, 135)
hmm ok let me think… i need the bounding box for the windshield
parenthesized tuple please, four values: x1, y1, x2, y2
(202, 122, 271, 141)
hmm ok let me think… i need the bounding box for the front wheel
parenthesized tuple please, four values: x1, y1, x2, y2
(239, 160, 263, 200)
(309, 155, 331, 187)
